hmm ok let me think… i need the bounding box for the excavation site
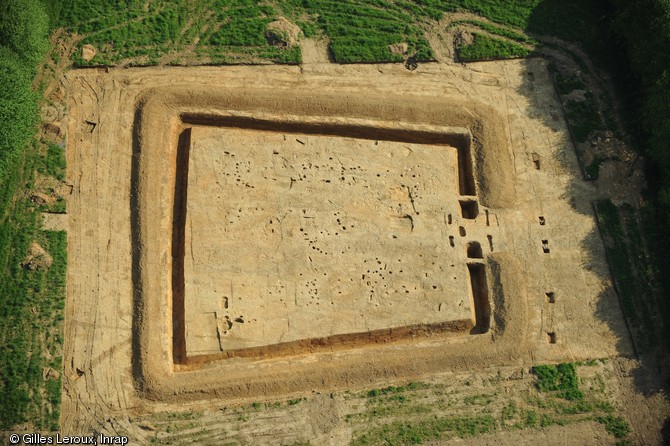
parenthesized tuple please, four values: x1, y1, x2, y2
(63, 61, 629, 415)
(174, 117, 487, 362)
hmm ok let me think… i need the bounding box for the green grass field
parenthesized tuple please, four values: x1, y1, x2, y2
(0, 143, 67, 430)
(57, 0, 302, 65)
(46, 0, 606, 66)
(0, 0, 66, 431)
(457, 33, 532, 61)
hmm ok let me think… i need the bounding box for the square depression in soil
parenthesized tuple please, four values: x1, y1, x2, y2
(182, 126, 474, 356)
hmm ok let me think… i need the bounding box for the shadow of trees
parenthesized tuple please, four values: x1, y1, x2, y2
(516, 9, 669, 436)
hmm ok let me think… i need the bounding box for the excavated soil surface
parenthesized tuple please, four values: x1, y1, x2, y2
(183, 127, 473, 357)
(61, 60, 631, 436)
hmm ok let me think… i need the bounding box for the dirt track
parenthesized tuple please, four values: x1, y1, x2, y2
(61, 59, 631, 439)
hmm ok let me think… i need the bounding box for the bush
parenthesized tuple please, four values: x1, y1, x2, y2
(596, 415, 631, 438)
(533, 363, 583, 401)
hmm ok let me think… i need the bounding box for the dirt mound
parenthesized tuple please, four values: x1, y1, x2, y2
(456, 30, 475, 47)
(30, 192, 57, 206)
(21, 241, 53, 271)
(472, 125, 516, 209)
(81, 44, 96, 62)
(42, 122, 63, 137)
(388, 42, 408, 56)
(266, 17, 302, 49)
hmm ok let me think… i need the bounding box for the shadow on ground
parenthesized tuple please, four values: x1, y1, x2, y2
(518, 36, 670, 439)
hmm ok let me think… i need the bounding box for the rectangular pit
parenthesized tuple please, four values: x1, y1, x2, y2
(176, 124, 477, 361)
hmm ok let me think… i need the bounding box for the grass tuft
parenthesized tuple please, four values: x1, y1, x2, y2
(532, 363, 583, 401)
(457, 33, 531, 62)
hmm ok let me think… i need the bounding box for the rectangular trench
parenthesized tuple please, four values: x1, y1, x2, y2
(171, 118, 480, 364)
(467, 263, 491, 334)
(172, 128, 191, 364)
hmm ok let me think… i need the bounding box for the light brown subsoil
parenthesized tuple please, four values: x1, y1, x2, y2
(184, 128, 472, 355)
(97, 361, 630, 445)
(61, 59, 631, 440)
(300, 38, 331, 64)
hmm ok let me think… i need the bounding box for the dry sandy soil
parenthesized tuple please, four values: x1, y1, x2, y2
(60, 56, 651, 443)
(183, 128, 473, 355)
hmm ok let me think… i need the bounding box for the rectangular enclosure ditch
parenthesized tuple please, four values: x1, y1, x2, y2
(68, 65, 617, 406)
(169, 117, 489, 364)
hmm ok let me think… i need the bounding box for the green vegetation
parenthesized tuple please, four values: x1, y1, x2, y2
(285, 0, 434, 63)
(608, 0, 670, 333)
(287, 397, 306, 405)
(50, 0, 608, 65)
(351, 415, 496, 446)
(533, 363, 583, 400)
(596, 415, 631, 439)
(351, 363, 629, 443)
(457, 33, 532, 62)
(366, 382, 428, 398)
(463, 393, 494, 405)
(610, 0, 670, 182)
(553, 69, 587, 96)
(596, 200, 667, 352)
(442, 0, 607, 49)
(140, 363, 631, 444)
(0, 0, 66, 432)
(555, 77, 602, 143)
(546, 63, 608, 178)
(528, 363, 630, 442)
(0, 0, 47, 180)
(36, 142, 67, 182)
(0, 220, 67, 430)
(638, 205, 670, 344)
(44, 0, 613, 66)
(450, 19, 538, 44)
(41, 0, 622, 68)
(50, 0, 301, 65)
(596, 201, 637, 323)
(563, 93, 602, 142)
(442, 0, 538, 28)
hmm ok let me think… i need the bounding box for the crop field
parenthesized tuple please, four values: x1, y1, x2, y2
(2, 0, 669, 445)
(46, 0, 600, 66)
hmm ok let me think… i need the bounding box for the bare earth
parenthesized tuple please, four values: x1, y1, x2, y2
(185, 128, 470, 354)
(61, 59, 645, 443)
